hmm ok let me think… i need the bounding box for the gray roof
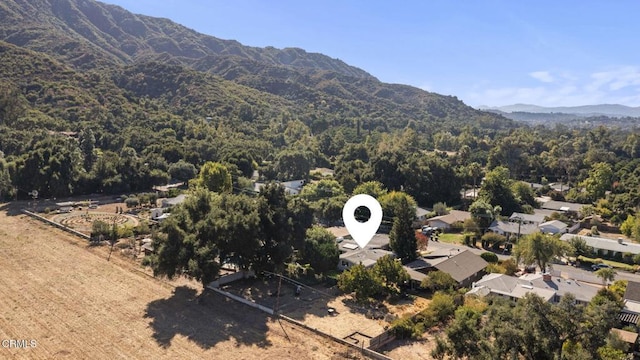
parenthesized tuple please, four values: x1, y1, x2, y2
(433, 250, 487, 283)
(162, 194, 187, 207)
(560, 234, 640, 255)
(510, 212, 546, 224)
(427, 210, 471, 225)
(339, 249, 394, 268)
(519, 273, 599, 303)
(539, 220, 568, 231)
(469, 273, 556, 302)
(489, 220, 539, 235)
(541, 200, 585, 213)
(416, 207, 430, 218)
(338, 233, 390, 252)
(624, 281, 640, 302)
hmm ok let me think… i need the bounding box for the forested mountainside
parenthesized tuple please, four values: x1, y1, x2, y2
(1, 0, 640, 227)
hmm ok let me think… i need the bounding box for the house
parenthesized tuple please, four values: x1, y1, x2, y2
(404, 250, 487, 288)
(519, 272, 599, 304)
(338, 234, 390, 253)
(509, 212, 547, 226)
(150, 208, 164, 220)
(488, 220, 539, 239)
(432, 250, 488, 288)
(468, 271, 600, 304)
(338, 249, 395, 271)
(538, 220, 569, 235)
(609, 328, 638, 354)
(559, 234, 640, 258)
(253, 180, 306, 195)
(415, 207, 430, 225)
(161, 194, 187, 208)
(467, 273, 556, 302)
(541, 200, 586, 215)
(620, 281, 640, 326)
(426, 210, 472, 231)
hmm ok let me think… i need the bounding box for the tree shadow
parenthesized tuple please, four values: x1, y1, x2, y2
(144, 286, 272, 349)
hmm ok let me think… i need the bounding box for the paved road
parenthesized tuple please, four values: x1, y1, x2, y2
(426, 240, 640, 285)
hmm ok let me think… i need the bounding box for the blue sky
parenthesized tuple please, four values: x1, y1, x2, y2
(101, 1, 640, 108)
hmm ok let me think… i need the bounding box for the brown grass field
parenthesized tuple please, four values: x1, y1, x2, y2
(0, 204, 366, 360)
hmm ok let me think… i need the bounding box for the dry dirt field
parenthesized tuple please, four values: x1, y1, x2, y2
(0, 203, 367, 360)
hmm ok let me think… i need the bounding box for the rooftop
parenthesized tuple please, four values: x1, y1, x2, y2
(560, 234, 640, 255)
(541, 200, 585, 213)
(433, 250, 488, 283)
(427, 210, 471, 225)
(519, 273, 599, 303)
(624, 281, 640, 302)
(339, 249, 394, 268)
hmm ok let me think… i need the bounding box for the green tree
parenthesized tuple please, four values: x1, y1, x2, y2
(478, 166, 520, 216)
(580, 162, 614, 201)
(389, 195, 418, 263)
(352, 181, 387, 198)
(274, 149, 311, 181)
(595, 267, 617, 287)
(168, 160, 197, 182)
(372, 255, 409, 295)
(568, 236, 594, 258)
(469, 199, 499, 233)
(337, 264, 382, 303)
(513, 232, 567, 272)
(420, 271, 457, 292)
(301, 226, 339, 275)
(192, 161, 232, 193)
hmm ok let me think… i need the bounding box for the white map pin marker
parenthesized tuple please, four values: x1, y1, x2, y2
(342, 194, 383, 249)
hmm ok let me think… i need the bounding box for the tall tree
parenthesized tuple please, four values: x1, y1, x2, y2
(513, 232, 568, 272)
(478, 166, 520, 216)
(301, 225, 339, 275)
(580, 162, 614, 201)
(389, 195, 418, 263)
(372, 255, 409, 294)
(192, 161, 232, 193)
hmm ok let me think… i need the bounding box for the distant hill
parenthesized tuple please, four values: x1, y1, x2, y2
(481, 103, 640, 118)
(0, 0, 515, 141)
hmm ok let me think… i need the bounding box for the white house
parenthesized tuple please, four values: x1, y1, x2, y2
(559, 234, 640, 258)
(538, 220, 569, 235)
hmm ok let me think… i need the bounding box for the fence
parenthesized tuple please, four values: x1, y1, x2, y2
(278, 314, 393, 360)
(22, 209, 90, 240)
(207, 286, 274, 315)
(208, 270, 255, 288)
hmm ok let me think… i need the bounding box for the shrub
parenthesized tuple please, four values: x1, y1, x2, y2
(481, 232, 506, 249)
(480, 252, 499, 263)
(485, 263, 504, 274)
(591, 225, 600, 236)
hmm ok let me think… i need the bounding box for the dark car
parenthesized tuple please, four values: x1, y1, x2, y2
(591, 263, 612, 271)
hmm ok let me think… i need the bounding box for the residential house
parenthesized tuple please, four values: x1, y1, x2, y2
(426, 210, 472, 231)
(467, 273, 556, 302)
(620, 281, 640, 326)
(161, 194, 187, 208)
(466, 271, 598, 304)
(433, 250, 488, 288)
(338, 249, 395, 271)
(253, 180, 305, 195)
(338, 234, 390, 253)
(539, 220, 569, 235)
(541, 200, 586, 215)
(414, 207, 430, 226)
(509, 212, 547, 226)
(488, 220, 539, 239)
(559, 234, 640, 258)
(404, 250, 487, 288)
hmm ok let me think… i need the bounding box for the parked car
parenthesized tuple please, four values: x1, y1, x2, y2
(591, 263, 612, 271)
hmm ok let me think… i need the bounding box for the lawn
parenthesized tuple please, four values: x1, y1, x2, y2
(436, 233, 463, 244)
(577, 255, 635, 271)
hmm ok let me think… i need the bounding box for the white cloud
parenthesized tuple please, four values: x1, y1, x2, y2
(529, 71, 555, 83)
(464, 66, 640, 107)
